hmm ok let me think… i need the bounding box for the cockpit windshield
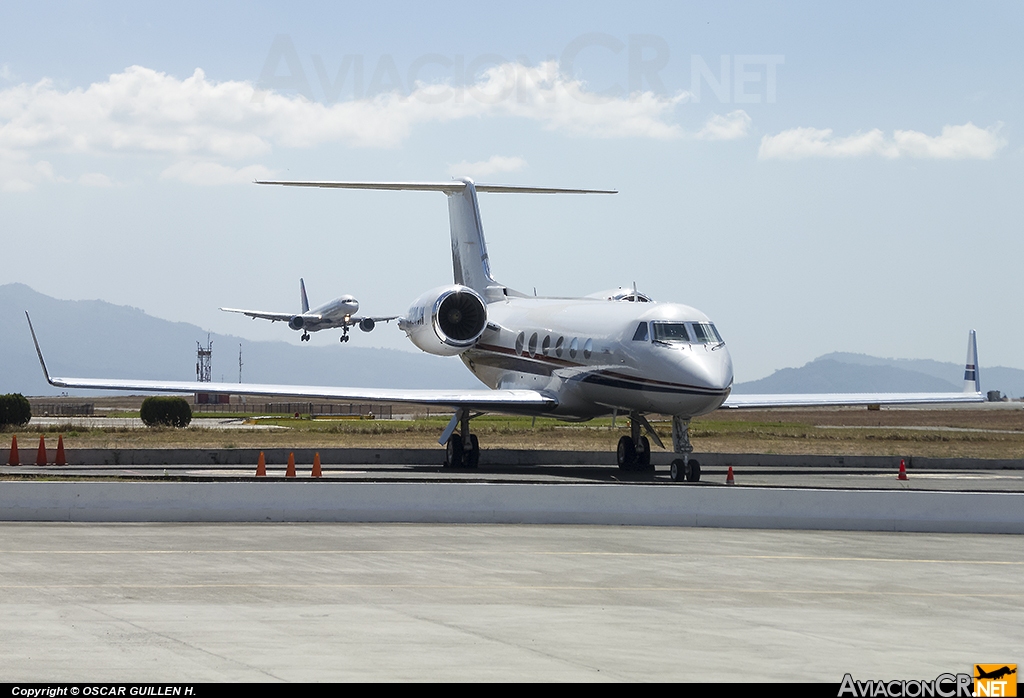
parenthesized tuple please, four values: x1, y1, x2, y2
(692, 323, 723, 344)
(648, 321, 724, 345)
(651, 322, 690, 343)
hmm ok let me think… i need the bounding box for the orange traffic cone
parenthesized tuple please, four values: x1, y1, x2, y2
(7, 435, 18, 466)
(36, 435, 48, 466)
(286, 452, 296, 478)
(311, 452, 322, 478)
(255, 451, 267, 477)
(898, 459, 908, 481)
(55, 435, 66, 466)
(726, 466, 735, 485)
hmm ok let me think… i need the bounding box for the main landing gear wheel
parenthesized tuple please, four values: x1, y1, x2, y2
(445, 434, 479, 469)
(301, 332, 310, 342)
(617, 435, 653, 472)
(670, 459, 701, 483)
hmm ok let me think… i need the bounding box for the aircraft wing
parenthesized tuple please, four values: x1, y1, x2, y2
(723, 330, 985, 409)
(27, 313, 554, 412)
(721, 391, 984, 409)
(220, 307, 310, 323)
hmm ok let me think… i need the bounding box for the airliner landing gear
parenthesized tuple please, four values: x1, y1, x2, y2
(670, 415, 700, 483)
(616, 412, 653, 472)
(443, 409, 479, 468)
(301, 332, 310, 342)
(340, 326, 351, 343)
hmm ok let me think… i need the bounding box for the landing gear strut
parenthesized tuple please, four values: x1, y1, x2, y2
(442, 409, 479, 469)
(616, 411, 653, 472)
(340, 326, 351, 343)
(301, 332, 310, 342)
(669, 415, 700, 483)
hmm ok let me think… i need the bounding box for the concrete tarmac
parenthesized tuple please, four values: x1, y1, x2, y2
(0, 522, 1020, 682)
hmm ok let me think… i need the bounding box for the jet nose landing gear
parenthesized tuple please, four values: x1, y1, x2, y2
(669, 415, 701, 483)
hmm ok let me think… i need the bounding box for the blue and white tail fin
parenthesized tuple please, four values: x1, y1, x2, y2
(300, 278, 310, 313)
(964, 329, 981, 394)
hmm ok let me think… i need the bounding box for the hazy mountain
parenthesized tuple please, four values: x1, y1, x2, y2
(734, 352, 1024, 397)
(0, 283, 479, 396)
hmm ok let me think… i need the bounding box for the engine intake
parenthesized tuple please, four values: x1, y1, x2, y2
(436, 290, 486, 343)
(400, 285, 488, 356)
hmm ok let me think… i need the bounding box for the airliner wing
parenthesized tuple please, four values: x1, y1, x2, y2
(27, 313, 554, 411)
(220, 307, 297, 323)
(722, 330, 985, 409)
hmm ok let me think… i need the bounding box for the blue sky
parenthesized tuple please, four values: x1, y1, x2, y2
(1, 2, 1021, 381)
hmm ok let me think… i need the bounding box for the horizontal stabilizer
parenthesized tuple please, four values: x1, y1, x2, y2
(255, 180, 617, 195)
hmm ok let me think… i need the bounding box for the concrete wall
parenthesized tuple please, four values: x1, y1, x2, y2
(1, 481, 1022, 532)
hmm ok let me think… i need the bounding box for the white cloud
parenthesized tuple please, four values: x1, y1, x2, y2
(160, 161, 276, 186)
(759, 122, 1005, 160)
(447, 155, 527, 178)
(695, 110, 752, 141)
(0, 152, 60, 191)
(0, 63, 688, 161)
(78, 172, 114, 187)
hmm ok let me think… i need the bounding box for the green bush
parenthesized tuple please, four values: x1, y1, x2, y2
(0, 393, 32, 428)
(140, 396, 192, 428)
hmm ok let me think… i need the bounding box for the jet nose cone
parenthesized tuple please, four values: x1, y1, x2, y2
(687, 345, 734, 392)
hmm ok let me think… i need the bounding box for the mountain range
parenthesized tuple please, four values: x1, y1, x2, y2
(3, 283, 1021, 398)
(1, 283, 478, 396)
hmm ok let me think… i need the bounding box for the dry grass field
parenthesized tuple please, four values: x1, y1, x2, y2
(9, 405, 1024, 459)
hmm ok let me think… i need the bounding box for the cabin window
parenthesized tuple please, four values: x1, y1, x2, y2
(554, 336, 564, 358)
(528, 332, 538, 357)
(652, 322, 690, 343)
(632, 322, 649, 341)
(569, 337, 579, 359)
(542, 335, 551, 356)
(583, 338, 593, 359)
(515, 332, 525, 354)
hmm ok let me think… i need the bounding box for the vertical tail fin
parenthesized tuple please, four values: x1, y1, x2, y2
(446, 179, 497, 296)
(963, 329, 980, 394)
(300, 278, 310, 313)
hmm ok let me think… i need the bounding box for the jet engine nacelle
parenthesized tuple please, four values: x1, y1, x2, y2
(288, 316, 305, 330)
(400, 285, 487, 357)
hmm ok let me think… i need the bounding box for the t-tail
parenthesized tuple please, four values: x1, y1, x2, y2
(254, 177, 616, 300)
(300, 278, 310, 313)
(964, 329, 980, 393)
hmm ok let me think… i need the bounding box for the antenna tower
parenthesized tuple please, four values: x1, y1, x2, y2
(196, 335, 212, 383)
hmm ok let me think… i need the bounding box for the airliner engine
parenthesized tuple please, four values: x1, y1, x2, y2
(400, 285, 487, 356)
(288, 316, 306, 330)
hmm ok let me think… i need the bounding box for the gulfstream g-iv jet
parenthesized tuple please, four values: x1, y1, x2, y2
(220, 278, 396, 343)
(26, 178, 985, 481)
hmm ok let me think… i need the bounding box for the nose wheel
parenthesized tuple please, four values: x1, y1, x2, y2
(670, 415, 701, 483)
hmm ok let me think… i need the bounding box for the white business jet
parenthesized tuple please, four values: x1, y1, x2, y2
(220, 278, 396, 343)
(25, 178, 984, 481)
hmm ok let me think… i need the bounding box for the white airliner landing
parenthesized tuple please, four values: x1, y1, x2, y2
(220, 278, 396, 343)
(26, 178, 984, 481)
